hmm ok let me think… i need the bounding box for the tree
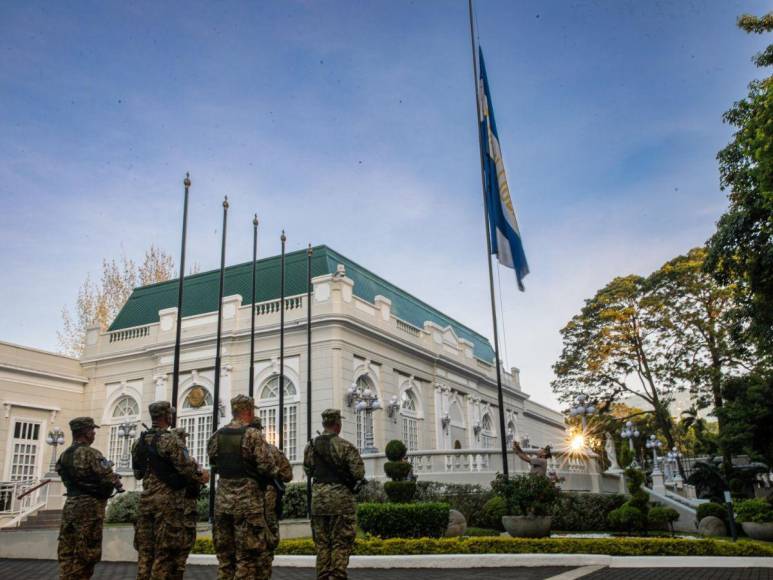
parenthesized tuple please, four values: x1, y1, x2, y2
(716, 372, 773, 468)
(705, 13, 773, 354)
(552, 276, 679, 448)
(58, 245, 175, 357)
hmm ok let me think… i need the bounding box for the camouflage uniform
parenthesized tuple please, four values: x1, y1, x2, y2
(132, 401, 205, 580)
(303, 409, 365, 580)
(257, 442, 293, 580)
(207, 395, 278, 580)
(171, 428, 204, 577)
(56, 417, 117, 580)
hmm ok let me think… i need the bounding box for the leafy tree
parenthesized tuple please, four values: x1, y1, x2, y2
(552, 276, 679, 448)
(676, 406, 718, 457)
(705, 13, 773, 353)
(58, 245, 175, 356)
(716, 372, 773, 467)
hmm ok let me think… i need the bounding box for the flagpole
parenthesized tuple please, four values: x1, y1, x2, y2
(209, 196, 229, 521)
(468, 0, 509, 478)
(306, 243, 313, 518)
(249, 214, 259, 398)
(278, 231, 286, 452)
(171, 173, 191, 426)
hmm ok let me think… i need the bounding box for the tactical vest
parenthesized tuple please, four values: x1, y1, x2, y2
(311, 434, 347, 485)
(58, 444, 112, 500)
(141, 430, 188, 491)
(216, 425, 270, 489)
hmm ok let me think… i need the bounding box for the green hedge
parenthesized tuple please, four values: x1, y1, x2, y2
(735, 499, 773, 524)
(357, 502, 450, 538)
(106, 491, 140, 523)
(192, 535, 773, 557)
(414, 482, 493, 527)
(282, 483, 309, 520)
(697, 502, 728, 524)
(550, 493, 626, 532)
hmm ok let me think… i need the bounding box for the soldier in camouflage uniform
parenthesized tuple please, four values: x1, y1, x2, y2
(171, 427, 206, 577)
(207, 395, 278, 580)
(303, 409, 365, 580)
(254, 417, 293, 580)
(132, 401, 209, 580)
(56, 416, 120, 580)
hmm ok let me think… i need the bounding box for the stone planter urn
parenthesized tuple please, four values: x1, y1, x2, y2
(502, 515, 552, 538)
(741, 522, 773, 541)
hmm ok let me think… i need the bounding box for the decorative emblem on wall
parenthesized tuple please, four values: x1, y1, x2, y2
(187, 386, 207, 408)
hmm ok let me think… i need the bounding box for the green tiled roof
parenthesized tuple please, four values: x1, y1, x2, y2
(109, 245, 495, 362)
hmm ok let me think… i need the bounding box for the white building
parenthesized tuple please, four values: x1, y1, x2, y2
(1, 246, 606, 526)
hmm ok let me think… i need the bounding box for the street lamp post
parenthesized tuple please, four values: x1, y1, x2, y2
(346, 381, 382, 454)
(620, 421, 640, 468)
(117, 422, 138, 473)
(646, 434, 663, 475)
(569, 394, 597, 431)
(46, 428, 65, 476)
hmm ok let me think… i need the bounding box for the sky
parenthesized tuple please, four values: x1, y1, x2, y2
(1, 0, 770, 409)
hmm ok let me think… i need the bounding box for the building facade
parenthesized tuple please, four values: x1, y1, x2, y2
(1, 246, 604, 525)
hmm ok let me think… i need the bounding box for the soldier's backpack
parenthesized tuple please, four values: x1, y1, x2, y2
(215, 425, 271, 490)
(58, 444, 115, 500)
(311, 434, 361, 492)
(133, 430, 188, 490)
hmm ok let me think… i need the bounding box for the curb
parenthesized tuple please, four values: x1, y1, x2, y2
(187, 553, 773, 568)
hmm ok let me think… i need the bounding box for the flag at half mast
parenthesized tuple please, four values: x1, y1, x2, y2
(477, 47, 530, 291)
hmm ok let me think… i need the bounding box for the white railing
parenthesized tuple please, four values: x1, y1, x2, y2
(0, 479, 50, 528)
(108, 325, 151, 343)
(395, 319, 421, 337)
(254, 295, 304, 317)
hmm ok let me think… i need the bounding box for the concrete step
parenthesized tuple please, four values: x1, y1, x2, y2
(16, 509, 62, 530)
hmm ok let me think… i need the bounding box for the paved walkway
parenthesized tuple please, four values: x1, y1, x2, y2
(0, 560, 771, 579)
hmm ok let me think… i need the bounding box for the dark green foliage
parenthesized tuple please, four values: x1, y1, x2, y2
(195, 485, 210, 522)
(385, 440, 407, 462)
(194, 535, 773, 557)
(735, 499, 773, 523)
(356, 480, 387, 503)
(608, 504, 646, 535)
(282, 483, 309, 519)
(697, 502, 729, 524)
(357, 502, 450, 539)
(550, 493, 627, 532)
(717, 373, 773, 469)
(413, 482, 493, 527)
(105, 491, 140, 523)
(479, 496, 507, 531)
(618, 445, 633, 469)
(384, 481, 417, 503)
(384, 461, 412, 481)
(491, 474, 560, 517)
(464, 527, 502, 537)
(687, 460, 727, 503)
(649, 506, 680, 536)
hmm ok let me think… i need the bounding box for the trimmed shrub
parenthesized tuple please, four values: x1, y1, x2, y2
(649, 506, 680, 536)
(385, 440, 407, 461)
(356, 480, 387, 503)
(697, 502, 728, 524)
(357, 502, 450, 538)
(550, 493, 626, 532)
(414, 482, 492, 527)
(384, 461, 413, 481)
(479, 496, 507, 531)
(106, 491, 140, 523)
(384, 481, 418, 503)
(192, 535, 773, 557)
(608, 504, 646, 535)
(735, 499, 773, 524)
(465, 527, 501, 537)
(491, 474, 559, 517)
(282, 483, 309, 519)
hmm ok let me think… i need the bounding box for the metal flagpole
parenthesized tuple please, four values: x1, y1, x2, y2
(209, 196, 229, 520)
(249, 214, 259, 398)
(278, 231, 286, 451)
(468, 0, 509, 477)
(171, 173, 191, 426)
(306, 244, 313, 517)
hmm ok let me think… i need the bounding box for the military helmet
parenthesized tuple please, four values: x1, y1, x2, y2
(231, 394, 257, 414)
(321, 408, 344, 423)
(149, 401, 175, 419)
(69, 416, 100, 433)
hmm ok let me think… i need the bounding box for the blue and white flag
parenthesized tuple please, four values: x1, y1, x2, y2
(478, 47, 529, 291)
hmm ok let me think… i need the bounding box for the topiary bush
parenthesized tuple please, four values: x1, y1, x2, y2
(282, 483, 309, 519)
(106, 491, 140, 523)
(357, 502, 450, 538)
(384, 481, 418, 503)
(697, 501, 728, 524)
(491, 474, 559, 517)
(550, 493, 627, 532)
(609, 467, 650, 534)
(649, 506, 680, 536)
(385, 440, 407, 461)
(479, 496, 507, 531)
(735, 499, 773, 523)
(384, 461, 413, 481)
(608, 504, 646, 535)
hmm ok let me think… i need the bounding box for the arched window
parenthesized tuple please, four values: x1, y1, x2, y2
(400, 389, 420, 451)
(107, 396, 140, 465)
(178, 386, 213, 467)
(353, 375, 377, 453)
(258, 376, 299, 461)
(506, 420, 517, 447)
(480, 413, 495, 449)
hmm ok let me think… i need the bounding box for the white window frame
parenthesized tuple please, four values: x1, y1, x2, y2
(400, 389, 421, 451)
(7, 418, 43, 482)
(106, 396, 140, 466)
(480, 413, 495, 449)
(178, 386, 214, 468)
(257, 376, 299, 461)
